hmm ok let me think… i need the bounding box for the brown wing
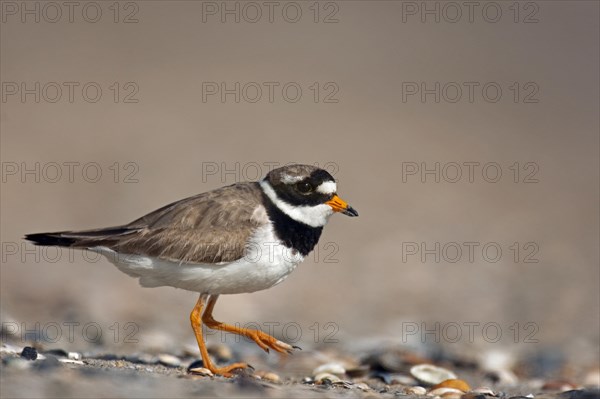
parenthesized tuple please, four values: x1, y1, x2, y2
(26, 182, 267, 264)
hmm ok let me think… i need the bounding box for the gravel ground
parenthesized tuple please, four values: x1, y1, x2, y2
(2, 340, 599, 399)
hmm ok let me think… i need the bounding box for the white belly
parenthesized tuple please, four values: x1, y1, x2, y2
(92, 224, 305, 295)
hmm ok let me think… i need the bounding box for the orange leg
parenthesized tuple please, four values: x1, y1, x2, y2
(190, 294, 249, 377)
(202, 295, 299, 355)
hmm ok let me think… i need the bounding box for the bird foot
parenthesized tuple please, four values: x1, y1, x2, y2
(246, 330, 299, 354)
(209, 362, 253, 378)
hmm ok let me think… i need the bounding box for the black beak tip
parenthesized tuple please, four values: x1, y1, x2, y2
(343, 206, 359, 217)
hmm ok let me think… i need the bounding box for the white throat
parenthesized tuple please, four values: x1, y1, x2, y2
(259, 180, 334, 228)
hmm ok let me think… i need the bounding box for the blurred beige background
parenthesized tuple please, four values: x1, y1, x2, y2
(1, 1, 598, 366)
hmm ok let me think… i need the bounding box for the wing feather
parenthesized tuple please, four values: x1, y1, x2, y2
(26, 182, 267, 264)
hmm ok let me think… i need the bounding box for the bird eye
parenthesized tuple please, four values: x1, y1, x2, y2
(296, 181, 313, 194)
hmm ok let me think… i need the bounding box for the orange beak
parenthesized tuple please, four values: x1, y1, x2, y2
(326, 195, 358, 217)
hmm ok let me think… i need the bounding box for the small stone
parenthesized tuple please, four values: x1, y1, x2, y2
(390, 374, 419, 385)
(558, 389, 600, 399)
(20, 346, 37, 360)
(315, 372, 341, 384)
(313, 362, 346, 377)
(405, 386, 427, 395)
(433, 379, 471, 392)
(479, 350, 515, 371)
(0, 343, 21, 355)
(411, 364, 458, 386)
(189, 367, 214, 377)
(255, 370, 280, 384)
(471, 387, 495, 396)
(187, 359, 205, 371)
(346, 365, 370, 378)
(355, 382, 371, 391)
(429, 387, 465, 397)
(362, 350, 405, 372)
(125, 353, 157, 364)
(302, 376, 314, 384)
(441, 392, 465, 399)
(485, 369, 518, 386)
(44, 349, 68, 357)
(58, 358, 84, 365)
(3, 357, 31, 370)
(68, 352, 81, 361)
(542, 380, 576, 392)
(158, 354, 181, 367)
(332, 380, 353, 389)
(138, 353, 157, 364)
(584, 370, 600, 387)
(208, 344, 232, 362)
(32, 356, 62, 371)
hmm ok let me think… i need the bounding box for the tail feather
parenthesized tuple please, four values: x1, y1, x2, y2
(25, 232, 78, 247)
(25, 226, 138, 248)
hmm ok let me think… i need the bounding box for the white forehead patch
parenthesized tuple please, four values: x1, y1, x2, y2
(316, 181, 337, 195)
(281, 174, 304, 184)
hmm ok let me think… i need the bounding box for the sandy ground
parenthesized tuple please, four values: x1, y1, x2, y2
(2, 336, 600, 398)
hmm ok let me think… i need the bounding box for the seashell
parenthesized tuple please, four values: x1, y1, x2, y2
(441, 392, 464, 399)
(429, 387, 465, 397)
(0, 343, 21, 355)
(541, 380, 576, 392)
(4, 357, 31, 370)
(315, 372, 341, 384)
(411, 364, 458, 385)
(346, 365, 370, 378)
(583, 369, 600, 387)
(255, 370, 281, 383)
(58, 358, 84, 365)
(354, 382, 371, 391)
(471, 387, 495, 395)
(157, 354, 181, 367)
(207, 344, 233, 362)
(312, 362, 346, 377)
(433, 379, 471, 392)
(405, 386, 427, 395)
(484, 369, 518, 386)
(391, 374, 419, 385)
(189, 367, 214, 377)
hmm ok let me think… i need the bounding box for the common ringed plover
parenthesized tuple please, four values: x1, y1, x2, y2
(26, 164, 358, 376)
